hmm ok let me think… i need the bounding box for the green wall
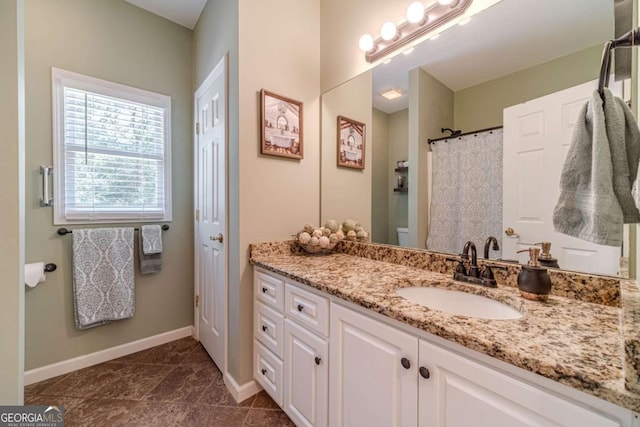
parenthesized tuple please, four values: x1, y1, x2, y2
(0, 0, 25, 404)
(454, 45, 603, 131)
(24, 0, 194, 370)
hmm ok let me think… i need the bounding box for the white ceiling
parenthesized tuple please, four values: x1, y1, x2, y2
(125, 0, 207, 29)
(372, 0, 613, 114)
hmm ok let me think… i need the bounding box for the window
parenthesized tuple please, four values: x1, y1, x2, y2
(52, 68, 171, 224)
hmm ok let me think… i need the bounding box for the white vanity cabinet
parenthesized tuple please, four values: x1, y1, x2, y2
(254, 268, 329, 427)
(330, 301, 629, 427)
(418, 340, 621, 427)
(254, 267, 635, 427)
(329, 302, 418, 427)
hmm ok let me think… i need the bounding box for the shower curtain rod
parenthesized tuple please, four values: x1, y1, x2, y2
(428, 125, 503, 145)
(599, 27, 640, 97)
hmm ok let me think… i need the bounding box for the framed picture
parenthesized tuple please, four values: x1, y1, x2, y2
(261, 89, 303, 159)
(337, 115, 366, 169)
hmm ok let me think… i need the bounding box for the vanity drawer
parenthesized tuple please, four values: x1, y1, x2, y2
(255, 340, 283, 406)
(284, 282, 329, 337)
(255, 270, 284, 311)
(255, 300, 284, 358)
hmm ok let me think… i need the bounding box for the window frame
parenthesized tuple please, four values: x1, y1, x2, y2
(52, 68, 172, 225)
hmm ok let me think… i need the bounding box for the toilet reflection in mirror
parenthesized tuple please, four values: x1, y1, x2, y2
(320, 0, 633, 278)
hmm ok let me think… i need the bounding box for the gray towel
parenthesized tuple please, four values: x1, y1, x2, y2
(603, 89, 640, 223)
(141, 225, 163, 254)
(553, 90, 624, 246)
(139, 230, 162, 274)
(72, 228, 135, 329)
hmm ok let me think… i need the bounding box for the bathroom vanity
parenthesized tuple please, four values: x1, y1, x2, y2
(250, 241, 640, 427)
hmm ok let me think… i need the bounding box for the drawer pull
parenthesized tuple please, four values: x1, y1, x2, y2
(261, 368, 267, 375)
(262, 325, 268, 332)
(419, 366, 430, 379)
(262, 287, 268, 294)
(315, 356, 321, 365)
(297, 304, 304, 312)
(401, 357, 411, 370)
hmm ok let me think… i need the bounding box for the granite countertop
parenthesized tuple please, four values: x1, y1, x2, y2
(250, 244, 640, 412)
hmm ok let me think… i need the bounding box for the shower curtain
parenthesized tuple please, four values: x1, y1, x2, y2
(426, 128, 503, 257)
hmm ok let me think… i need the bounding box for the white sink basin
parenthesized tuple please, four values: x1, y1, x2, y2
(395, 287, 523, 320)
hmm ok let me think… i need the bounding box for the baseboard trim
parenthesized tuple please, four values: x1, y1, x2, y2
(224, 372, 262, 403)
(24, 326, 193, 385)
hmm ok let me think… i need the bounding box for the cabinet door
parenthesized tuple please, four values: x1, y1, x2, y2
(330, 303, 418, 427)
(284, 318, 328, 427)
(418, 340, 622, 427)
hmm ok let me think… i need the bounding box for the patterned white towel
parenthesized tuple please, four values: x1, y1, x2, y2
(72, 228, 135, 329)
(141, 225, 163, 255)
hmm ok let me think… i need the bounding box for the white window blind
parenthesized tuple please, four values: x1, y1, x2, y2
(52, 68, 172, 224)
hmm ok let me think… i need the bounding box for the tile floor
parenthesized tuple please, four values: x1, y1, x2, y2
(24, 337, 294, 427)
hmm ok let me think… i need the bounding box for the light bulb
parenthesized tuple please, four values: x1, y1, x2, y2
(359, 34, 374, 52)
(438, 0, 454, 5)
(406, 2, 425, 24)
(380, 22, 398, 41)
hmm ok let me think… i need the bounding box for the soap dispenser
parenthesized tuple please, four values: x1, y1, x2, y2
(535, 242, 560, 268)
(516, 247, 552, 302)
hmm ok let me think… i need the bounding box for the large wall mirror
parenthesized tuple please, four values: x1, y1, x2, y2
(321, 0, 636, 278)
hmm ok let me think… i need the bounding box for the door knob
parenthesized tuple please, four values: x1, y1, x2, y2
(504, 227, 520, 238)
(210, 233, 224, 243)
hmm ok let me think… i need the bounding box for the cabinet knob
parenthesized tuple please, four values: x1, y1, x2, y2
(401, 357, 411, 370)
(419, 366, 431, 379)
(262, 325, 268, 332)
(261, 368, 267, 375)
(315, 356, 321, 365)
(262, 287, 268, 293)
(297, 304, 304, 312)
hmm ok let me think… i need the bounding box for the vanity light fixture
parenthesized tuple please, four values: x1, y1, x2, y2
(403, 47, 415, 55)
(380, 88, 405, 100)
(359, 0, 474, 63)
(458, 17, 471, 25)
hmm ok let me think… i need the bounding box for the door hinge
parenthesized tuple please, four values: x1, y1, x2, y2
(195, 295, 200, 307)
(195, 122, 200, 134)
(195, 209, 200, 221)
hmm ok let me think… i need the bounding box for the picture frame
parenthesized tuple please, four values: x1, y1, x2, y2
(336, 115, 366, 170)
(261, 89, 303, 159)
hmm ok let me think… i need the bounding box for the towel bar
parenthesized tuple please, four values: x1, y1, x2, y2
(57, 224, 170, 236)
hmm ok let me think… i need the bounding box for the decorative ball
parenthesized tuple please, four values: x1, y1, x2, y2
(342, 219, 356, 232)
(325, 220, 340, 233)
(319, 236, 330, 248)
(346, 230, 357, 240)
(298, 232, 311, 244)
(320, 227, 331, 237)
(329, 233, 339, 243)
(309, 236, 320, 246)
(312, 229, 323, 238)
(304, 224, 315, 234)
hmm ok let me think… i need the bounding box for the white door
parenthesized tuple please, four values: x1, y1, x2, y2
(284, 318, 328, 427)
(329, 303, 418, 427)
(195, 56, 227, 371)
(503, 80, 621, 275)
(418, 340, 621, 427)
